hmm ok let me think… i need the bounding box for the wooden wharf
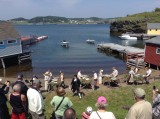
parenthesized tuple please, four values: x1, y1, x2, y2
(97, 43, 146, 68)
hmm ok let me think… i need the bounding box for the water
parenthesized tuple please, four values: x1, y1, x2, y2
(0, 24, 144, 78)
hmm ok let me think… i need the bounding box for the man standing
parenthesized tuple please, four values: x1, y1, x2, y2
(43, 70, 52, 91)
(125, 88, 152, 119)
(27, 79, 45, 119)
(71, 75, 82, 99)
(93, 71, 98, 90)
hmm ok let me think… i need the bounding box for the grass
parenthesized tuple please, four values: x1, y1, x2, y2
(44, 79, 160, 119)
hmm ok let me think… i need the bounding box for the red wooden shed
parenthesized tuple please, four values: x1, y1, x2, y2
(145, 36, 160, 69)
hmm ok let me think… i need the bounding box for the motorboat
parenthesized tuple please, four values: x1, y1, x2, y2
(119, 34, 137, 40)
(86, 39, 95, 44)
(61, 40, 69, 48)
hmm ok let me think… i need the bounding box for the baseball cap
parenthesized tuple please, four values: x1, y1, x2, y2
(86, 106, 93, 114)
(97, 96, 107, 104)
(134, 88, 146, 98)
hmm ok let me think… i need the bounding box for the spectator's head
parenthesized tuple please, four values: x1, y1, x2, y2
(95, 96, 108, 110)
(85, 106, 93, 115)
(13, 84, 21, 93)
(32, 79, 42, 89)
(56, 87, 66, 96)
(134, 88, 146, 100)
(63, 108, 76, 119)
(17, 73, 23, 80)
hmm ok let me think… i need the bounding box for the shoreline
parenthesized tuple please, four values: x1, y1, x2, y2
(0, 68, 159, 86)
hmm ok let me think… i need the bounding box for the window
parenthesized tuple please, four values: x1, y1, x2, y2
(0, 41, 4, 45)
(7, 40, 17, 44)
(156, 48, 160, 54)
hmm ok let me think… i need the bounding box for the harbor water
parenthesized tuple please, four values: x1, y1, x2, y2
(0, 24, 144, 78)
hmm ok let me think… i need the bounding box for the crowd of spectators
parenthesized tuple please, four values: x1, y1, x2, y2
(0, 69, 160, 119)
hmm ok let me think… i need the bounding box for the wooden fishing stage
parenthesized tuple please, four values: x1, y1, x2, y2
(97, 43, 146, 68)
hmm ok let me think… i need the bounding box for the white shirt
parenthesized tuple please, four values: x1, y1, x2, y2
(93, 73, 98, 79)
(129, 69, 135, 76)
(27, 88, 44, 115)
(77, 71, 82, 79)
(111, 69, 118, 78)
(146, 69, 152, 77)
(89, 111, 116, 119)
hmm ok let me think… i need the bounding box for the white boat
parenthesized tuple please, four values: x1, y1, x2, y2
(61, 40, 69, 48)
(119, 34, 137, 40)
(86, 39, 95, 44)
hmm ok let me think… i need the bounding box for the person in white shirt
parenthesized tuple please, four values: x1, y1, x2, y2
(127, 67, 135, 84)
(143, 67, 152, 84)
(77, 70, 82, 80)
(27, 79, 45, 119)
(110, 67, 118, 81)
(93, 72, 98, 90)
(89, 96, 116, 119)
(98, 69, 103, 84)
(43, 70, 52, 91)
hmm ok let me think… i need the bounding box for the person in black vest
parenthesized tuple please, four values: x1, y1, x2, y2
(71, 75, 82, 99)
(12, 73, 29, 116)
(9, 84, 27, 119)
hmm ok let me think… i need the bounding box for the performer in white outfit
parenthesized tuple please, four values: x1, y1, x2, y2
(98, 69, 103, 84)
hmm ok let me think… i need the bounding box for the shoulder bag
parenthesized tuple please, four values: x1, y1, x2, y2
(50, 96, 65, 119)
(96, 111, 102, 119)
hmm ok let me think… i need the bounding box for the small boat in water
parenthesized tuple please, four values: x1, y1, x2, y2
(61, 40, 69, 48)
(86, 39, 95, 44)
(119, 34, 137, 40)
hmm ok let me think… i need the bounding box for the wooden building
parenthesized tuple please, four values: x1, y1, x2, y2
(145, 36, 160, 69)
(0, 21, 31, 68)
(147, 23, 160, 35)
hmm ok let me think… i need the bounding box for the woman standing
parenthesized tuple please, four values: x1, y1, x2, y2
(89, 96, 116, 119)
(50, 87, 73, 119)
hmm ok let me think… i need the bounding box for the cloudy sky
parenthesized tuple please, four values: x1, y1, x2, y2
(0, 0, 160, 20)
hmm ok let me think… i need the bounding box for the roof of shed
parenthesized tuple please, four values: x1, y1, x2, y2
(147, 23, 160, 29)
(145, 36, 160, 45)
(0, 21, 20, 40)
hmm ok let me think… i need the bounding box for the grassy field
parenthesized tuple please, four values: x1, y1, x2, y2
(44, 79, 160, 119)
(116, 11, 160, 23)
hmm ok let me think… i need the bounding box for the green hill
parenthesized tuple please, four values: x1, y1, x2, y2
(110, 8, 160, 35)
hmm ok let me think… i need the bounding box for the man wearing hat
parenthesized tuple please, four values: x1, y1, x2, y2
(125, 88, 152, 119)
(27, 79, 45, 119)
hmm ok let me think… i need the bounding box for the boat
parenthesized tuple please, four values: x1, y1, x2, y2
(61, 40, 69, 48)
(119, 34, 137, 40)
(36, 36, 48, 42)
(86, 39, 95, 44)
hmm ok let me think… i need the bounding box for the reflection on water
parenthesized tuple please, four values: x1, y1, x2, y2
(0, 63, 32, 78)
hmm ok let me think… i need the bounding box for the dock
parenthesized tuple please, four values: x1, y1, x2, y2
(97, 43, 146, 68)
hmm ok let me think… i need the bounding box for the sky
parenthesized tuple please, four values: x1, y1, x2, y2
(0, 0, 160, 20)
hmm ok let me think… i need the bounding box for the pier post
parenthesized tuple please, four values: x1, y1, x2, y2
(1, 58, 5, 69)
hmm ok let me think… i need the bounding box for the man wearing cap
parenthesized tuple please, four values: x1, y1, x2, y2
(27, 79, 45, 119)
(125, 88, 152, 119)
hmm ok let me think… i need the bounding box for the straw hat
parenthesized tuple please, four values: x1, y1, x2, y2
(43, 71, 50, 76)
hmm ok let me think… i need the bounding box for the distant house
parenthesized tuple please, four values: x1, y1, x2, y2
(147, 23, 160, 35)
(0, 21, 31, 68)
(145, 36, 160, 69)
